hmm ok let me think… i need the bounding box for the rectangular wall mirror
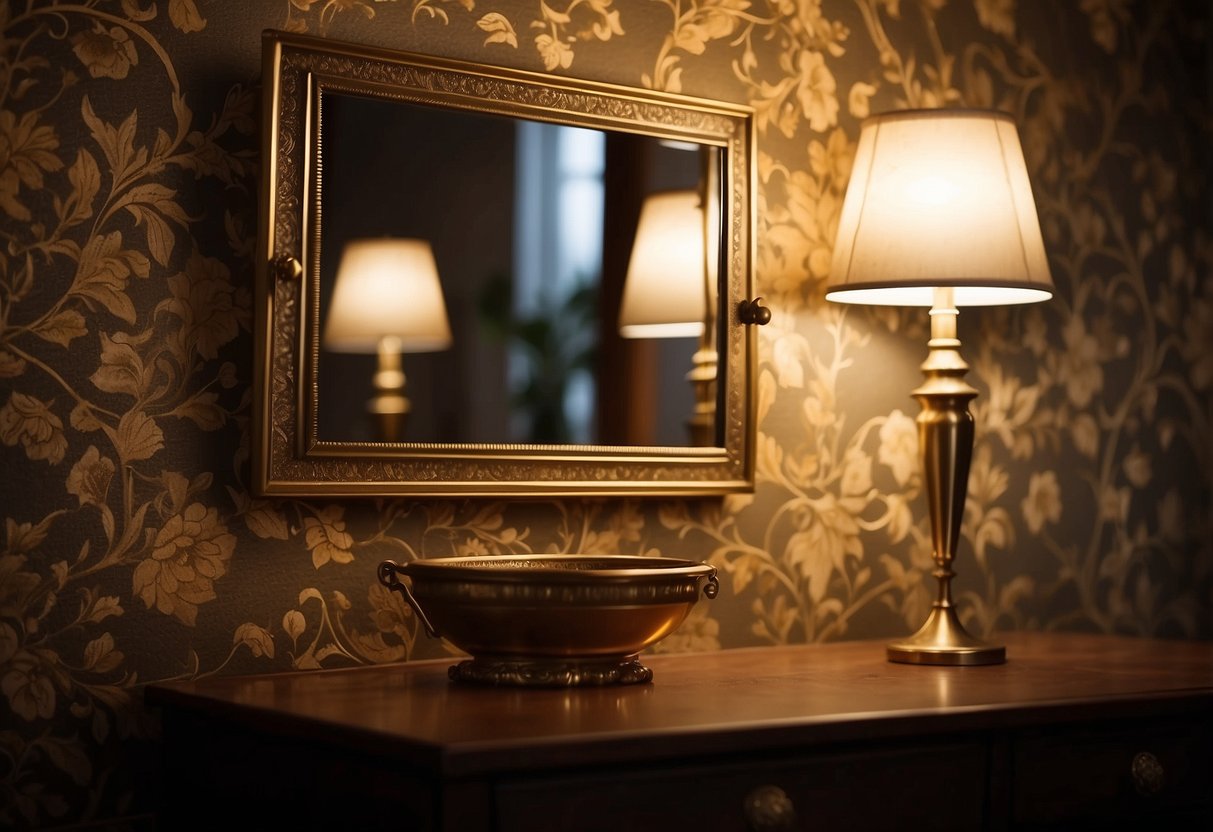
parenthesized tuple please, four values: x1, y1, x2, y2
(254, 30, 760, 496)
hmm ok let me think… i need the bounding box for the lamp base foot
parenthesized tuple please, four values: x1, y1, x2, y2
(887, 606, 1005, 666)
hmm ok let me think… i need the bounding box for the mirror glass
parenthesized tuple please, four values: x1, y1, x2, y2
(254, 30, 757, 496)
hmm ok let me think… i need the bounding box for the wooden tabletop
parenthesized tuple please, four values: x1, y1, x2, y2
(145, 632, 1213, 777)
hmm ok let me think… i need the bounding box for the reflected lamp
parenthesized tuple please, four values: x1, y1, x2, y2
(827, 109, 1053, 665)
(618, 189, 717, 446)
(323, 238, 453, 441)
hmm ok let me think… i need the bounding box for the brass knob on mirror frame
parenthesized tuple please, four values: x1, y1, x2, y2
(738, 298, 772, 326)
(273, 254, 303, 281)
(743, 784, 796, 832)
(1131, 751, 1165, 796)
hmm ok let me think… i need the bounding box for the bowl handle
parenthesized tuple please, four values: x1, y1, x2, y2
(703, 572, 720, 599)
(377, 560, 439, 638)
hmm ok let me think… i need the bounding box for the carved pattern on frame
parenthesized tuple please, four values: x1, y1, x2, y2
(293, 51, 741, 139)
(261, 31, 754, 494)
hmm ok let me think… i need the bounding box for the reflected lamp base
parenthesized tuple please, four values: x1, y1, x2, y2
(887, 605, 1005, 666)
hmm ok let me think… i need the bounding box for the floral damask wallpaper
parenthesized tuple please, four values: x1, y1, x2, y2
(1, 0, 1209, 828)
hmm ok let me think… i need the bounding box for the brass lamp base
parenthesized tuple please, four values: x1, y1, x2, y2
(887, 605, 1005, 666)
(888, 288, 1006, 669)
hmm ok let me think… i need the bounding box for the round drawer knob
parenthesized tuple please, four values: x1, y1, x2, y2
(1131, 751, 1165, 796)
(743, 784, 796, 831)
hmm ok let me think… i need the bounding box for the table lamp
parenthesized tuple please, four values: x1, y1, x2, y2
(323, 238, 453, 442)
(827, 109, 1053, 665)
(618, 189, 717, 446)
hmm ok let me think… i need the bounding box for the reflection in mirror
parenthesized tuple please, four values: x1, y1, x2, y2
(617, 183, 720, 446)
(315, 92, 717, 447)
(322, 238, 453, 442)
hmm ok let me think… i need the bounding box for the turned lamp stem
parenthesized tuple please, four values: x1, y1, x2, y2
(887, 286, 1005, 666)
(368, 335, 410, 442)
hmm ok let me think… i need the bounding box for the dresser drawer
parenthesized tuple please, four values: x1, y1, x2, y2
(1011, 715, 1213, 827)
(496, 739, 988, 831)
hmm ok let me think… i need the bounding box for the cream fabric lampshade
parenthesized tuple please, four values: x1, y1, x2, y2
(323, 238, 453, 353)
(618, 190, 707, 338)
(827, 109, 1053, 306)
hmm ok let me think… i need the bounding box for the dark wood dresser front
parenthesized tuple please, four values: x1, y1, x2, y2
(145, 632, 1213, 831)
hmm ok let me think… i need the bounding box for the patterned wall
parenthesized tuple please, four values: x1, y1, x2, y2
(1, 1, 1209, 828)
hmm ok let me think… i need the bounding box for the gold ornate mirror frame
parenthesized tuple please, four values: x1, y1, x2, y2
(254, 30, 761, 497)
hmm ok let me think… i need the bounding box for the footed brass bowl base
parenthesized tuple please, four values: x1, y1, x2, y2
(449, 656, 653, 687)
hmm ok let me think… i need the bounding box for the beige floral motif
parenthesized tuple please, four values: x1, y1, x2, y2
(456, 536, 490, 557)
(90, 332, 153, 400)
(1022, 471, 1061, 534)
(410, 0, 474, 26)
(169, 0, 208, 33)
(320, 0, 378, 28)
(1180, 295, 1213, 390)
(369, 579, 413, 639)
(786, 496, 863, 603)
(1080, 0, 1129, 53)
(978, 364, 1040, 459)
(0, 621, 16, 665)
(2, 652, 56, 721)
(670, 0, 742, 55)
(840, 448, 872, 497)
(965, 445, 1013, 571)
(1057, 316, 1103, 408)
(162, 250, 242, 360)
(114, 410, 164, 461)
(478, 12, 519, 47)
(532, 0, 623, 71)
(644, 0, 752, 91)
(71, 23, 139, 80)
(66, 445, 115, 507)
(234, 623, 275, 658)
(1122, 447, 1152, 489)
(791, 0, 848, 46)
(1098, 484, 1130, 524)
(2, 516, 58, 559)
(71, 231, 149, 325)
(535, 32, 574, 70)
(0, 109, 62, 222)
(756, 129, 853, 304)
(975, 0, 1017, 38)
(796, 51, 839, 133)
(0, 168, 26, 221)
(0, 393, 67, 465)
(878, 410, 918, 486)
(1157, 489, 1184, 544)
(132, 503, 235, 625)
(303, 506, 355, 568)
(848, 81, 876, 118)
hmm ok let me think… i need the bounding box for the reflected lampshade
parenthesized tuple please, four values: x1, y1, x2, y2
(827, 109, 1053, 306)
(618, 190, 707, 338)
(323, 238, 453, 353)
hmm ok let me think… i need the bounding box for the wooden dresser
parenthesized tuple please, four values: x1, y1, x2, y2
(145, 632, 1212, 831)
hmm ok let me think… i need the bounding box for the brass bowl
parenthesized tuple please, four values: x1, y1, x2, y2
(377, 555, 718, 687)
